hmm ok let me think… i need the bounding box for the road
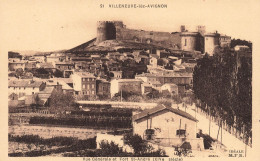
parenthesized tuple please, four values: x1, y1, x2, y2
(177, 103, 252, 157)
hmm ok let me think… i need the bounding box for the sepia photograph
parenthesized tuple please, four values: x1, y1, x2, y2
(1, 0, 259, 160)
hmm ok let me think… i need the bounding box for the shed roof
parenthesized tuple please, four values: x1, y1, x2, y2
(9, 80, 44, 88)
(133, 104, 198, 122)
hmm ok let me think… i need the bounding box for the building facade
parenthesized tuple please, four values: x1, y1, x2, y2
(133, 105, 198, 140)
(8, 80, 46, 97)
(110, 79, 142, 97)
(71, 72, 97, 96)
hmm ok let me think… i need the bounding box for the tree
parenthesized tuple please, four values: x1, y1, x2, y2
(98, 141, 124, 157)
(124, 134, 145, 154)
(53, 69, 63, 77)
(36, 68, 49, 75)
(124, 133, 167, 156)
(8, 51, 22, 59)
(157, 99, 172, 108)
(230, 38, 252, 50)
(193, 49, 252, 137)
(15, 68, 24, 77)
(175, 142, 192, 157)
(48, 90, 76, 113)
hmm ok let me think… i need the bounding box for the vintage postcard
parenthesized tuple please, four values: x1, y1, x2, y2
(0, 0, 259, 160)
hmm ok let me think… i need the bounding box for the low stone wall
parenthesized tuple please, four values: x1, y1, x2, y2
(77, 100, 157, 110)
(153, 137, 204, 150)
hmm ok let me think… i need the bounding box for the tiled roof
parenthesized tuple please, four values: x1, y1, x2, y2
(38, 63, 54, 69)
(55, 61, 74, 65)
(75, 72, 96, 78)
(9, 80, 44, 88)
(133, 104, 198, 122)
(51, 78, 73, 84)
(162, 83, 178, 87)
(136, 72, 192, 78)
(115, 79, 143, 83)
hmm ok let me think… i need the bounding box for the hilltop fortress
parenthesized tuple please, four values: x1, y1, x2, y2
(94, 21, 231, 55)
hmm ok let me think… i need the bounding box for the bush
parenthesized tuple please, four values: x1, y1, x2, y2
(157, 99, 172, 108)
(8, 134, 96, 149)
(124, 133, 167, 157)
(97, 141, 124, 157)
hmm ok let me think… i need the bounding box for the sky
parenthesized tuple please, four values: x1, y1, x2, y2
(0, 0, 259, 52)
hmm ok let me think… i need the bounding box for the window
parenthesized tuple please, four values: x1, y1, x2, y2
(176, 129, 186, 137)
(87, 84, 89, 89)
(184, 39, 187, 46)
(92, 91, 95, 94)
(83, 84, 85, 88)
(92, 84, 95, 88)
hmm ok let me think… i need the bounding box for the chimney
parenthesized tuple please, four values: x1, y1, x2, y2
(180, 25, 186, 32)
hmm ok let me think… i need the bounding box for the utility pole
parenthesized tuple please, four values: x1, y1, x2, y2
(217, 120, 220, 142)
(244, 125, 247, 157)
(179, 119, 182, 138)
(221, 120, 223, 144)
(195, 106, 197, 134)
(209, 106, 211, 137)
(120, 89, 122, 102)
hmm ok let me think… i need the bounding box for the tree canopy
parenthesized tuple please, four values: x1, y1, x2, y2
(193, 49, 252, 135)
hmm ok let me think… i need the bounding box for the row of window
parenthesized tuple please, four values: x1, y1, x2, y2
(9, 87, 36, 90)
(83, 84, 95, 89)
(82, 78, 95, 81)
(148, 77, 192, 84)
(82, 91, 95, 95)
(57, 66, 74, 69)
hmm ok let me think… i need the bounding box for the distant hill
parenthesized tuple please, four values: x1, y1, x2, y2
(8, 51, 22, 59)
(11, 50, 41, 56)
(67, 38, 168, 53)
(10, 49, 67, 56)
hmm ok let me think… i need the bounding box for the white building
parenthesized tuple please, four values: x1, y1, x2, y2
(71, 72, 96, 96)
(132, 104, 204, 150)
(8, 59, 27, 71)
(8, 80, 46, 97)
(161, 83, 178, 95)
(46, 53, 66, 64)
(110, 79, 142, 97)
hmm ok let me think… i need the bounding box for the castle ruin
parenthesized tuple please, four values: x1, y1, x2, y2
(95, 21, 231, 56)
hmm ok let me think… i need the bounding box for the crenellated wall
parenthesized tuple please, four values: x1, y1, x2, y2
(95, 21, 229, 53)
(95, 21, 181, 49)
